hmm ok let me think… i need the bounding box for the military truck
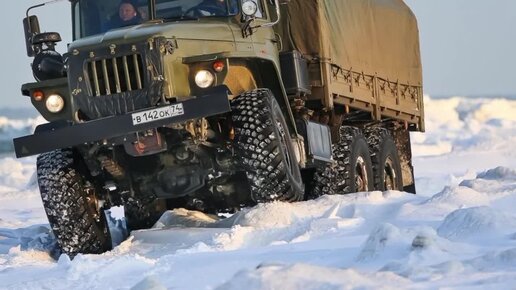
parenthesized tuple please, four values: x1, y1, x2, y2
(14, 0, 424, 257)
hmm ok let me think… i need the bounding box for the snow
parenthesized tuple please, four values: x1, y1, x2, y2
(0, 96, 515, 289)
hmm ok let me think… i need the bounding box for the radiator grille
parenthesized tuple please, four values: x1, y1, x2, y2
(86, 54, 145, 96)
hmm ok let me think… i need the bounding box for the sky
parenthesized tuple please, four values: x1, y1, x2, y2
(1, 0, 515, 108)
(404, 0, 516, 97)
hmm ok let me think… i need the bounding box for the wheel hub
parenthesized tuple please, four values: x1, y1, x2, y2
(355, 156, 369, 192)
(276, 119, 294, 174)
(384, 157, 398, 190)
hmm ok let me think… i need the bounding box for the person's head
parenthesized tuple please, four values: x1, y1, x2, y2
(119, 1, 138, 22)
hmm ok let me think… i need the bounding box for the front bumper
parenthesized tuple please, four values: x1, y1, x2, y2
(14, 86, 231, 158)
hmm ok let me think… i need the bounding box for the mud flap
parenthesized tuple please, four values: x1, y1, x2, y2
(391, 126, 417, 194)
(296, 120, 333, 167)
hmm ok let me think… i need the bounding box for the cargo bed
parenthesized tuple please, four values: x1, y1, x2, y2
(277, 0, 425, 131)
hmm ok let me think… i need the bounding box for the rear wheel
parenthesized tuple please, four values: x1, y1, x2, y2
(231, 89, 304, 202)
(311, 126, 374, 197)
(37, 149, 112, 258)
(365, 127, 403, 191)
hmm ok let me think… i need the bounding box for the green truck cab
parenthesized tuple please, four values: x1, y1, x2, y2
(14, 0, 424, 257)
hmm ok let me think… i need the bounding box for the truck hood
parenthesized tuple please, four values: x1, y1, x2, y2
(68, 21, 235, 51)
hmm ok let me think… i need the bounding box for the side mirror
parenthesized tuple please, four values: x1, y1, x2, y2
(23, 15, 41, 57)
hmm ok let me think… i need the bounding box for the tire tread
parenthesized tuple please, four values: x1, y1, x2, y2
(37, 149, 112, 257)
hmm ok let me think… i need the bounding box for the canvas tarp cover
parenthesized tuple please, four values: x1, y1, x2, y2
(278, 0, 423, 85)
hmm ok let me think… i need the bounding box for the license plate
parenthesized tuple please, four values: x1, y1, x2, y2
(132, 103, 184, 125)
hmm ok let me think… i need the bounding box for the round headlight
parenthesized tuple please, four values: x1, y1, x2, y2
(45, 94, 65, 113)
(242, 0, 258, 16)
(194, 70, 215, 88)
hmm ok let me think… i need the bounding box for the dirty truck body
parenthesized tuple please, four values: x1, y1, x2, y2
(14, 0, 424, 256)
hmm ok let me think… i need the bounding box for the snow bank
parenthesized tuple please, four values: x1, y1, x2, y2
(470, 99, 516, 122)
(477, 166, 516, 180)
(154, 208, 219, 229)
(412, 97, 516, 157)
(423, 186, 490, 208)
(0, 116, 39, 139)
(0, 157, 37, 191)
(216, 263, 410, 290)
(437, 206, 516, 240)
(144, 192, 416, 254)
(0, 111, 44, 154)
(131, 276, 167, 290)
(466, 248, 516, 271)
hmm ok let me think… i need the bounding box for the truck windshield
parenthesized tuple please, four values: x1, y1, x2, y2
(72, 0, 239, 39)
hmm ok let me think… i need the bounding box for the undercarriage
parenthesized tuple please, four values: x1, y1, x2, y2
(85, 122, 255, 214)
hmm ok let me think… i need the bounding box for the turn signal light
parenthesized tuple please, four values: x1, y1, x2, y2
(213, 60, 225, 73)
(32, 90, 44, 102)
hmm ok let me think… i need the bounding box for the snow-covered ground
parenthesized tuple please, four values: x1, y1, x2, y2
(0, 96, 515, 289)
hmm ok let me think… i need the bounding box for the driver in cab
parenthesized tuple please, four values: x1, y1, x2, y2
(105, 0, 142, 30)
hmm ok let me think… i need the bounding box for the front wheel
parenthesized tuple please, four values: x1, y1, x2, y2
(37, 149, 112, 258)
(231, 89, 304, 203)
